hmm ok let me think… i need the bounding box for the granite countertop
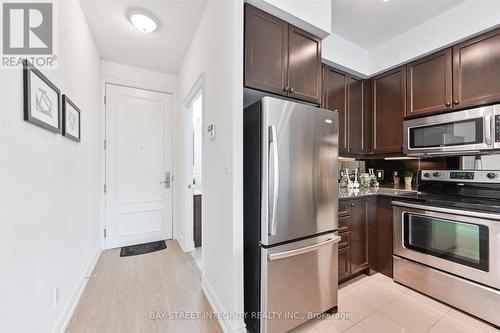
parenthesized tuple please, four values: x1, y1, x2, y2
(339, 184, 418, 200)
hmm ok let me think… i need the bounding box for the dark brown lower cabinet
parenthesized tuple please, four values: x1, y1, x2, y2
(338, 196, 394, 282)
(338, 247, 351, 281)
(337, 198, 369, 282)
(377, 197, 393, 278)
(349, 199, 369, 274)
(194, 195, 202, 248)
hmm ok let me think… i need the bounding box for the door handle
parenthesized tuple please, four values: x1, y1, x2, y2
(160, 172, 171, 189)
(268, 236, 341, 261)
(268, 125, 279, 236)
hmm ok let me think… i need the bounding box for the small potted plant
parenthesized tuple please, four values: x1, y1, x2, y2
(403, 171, 413, 188)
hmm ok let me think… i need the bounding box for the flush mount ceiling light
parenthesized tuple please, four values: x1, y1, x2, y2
(128, 10, 158, 33)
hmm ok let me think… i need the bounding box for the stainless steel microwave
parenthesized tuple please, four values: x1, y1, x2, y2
(403, 104, 500, 156)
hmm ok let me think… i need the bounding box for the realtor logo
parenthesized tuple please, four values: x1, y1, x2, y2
(1, 1, 57, 68)
(3, 2, 53, 54)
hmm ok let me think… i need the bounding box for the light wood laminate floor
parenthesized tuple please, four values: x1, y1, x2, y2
(66, 240, 221, 333)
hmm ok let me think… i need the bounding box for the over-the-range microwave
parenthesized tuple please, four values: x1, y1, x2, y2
(403, 104, 500, 156)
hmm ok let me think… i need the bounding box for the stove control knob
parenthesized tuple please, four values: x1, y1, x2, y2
(487, 172, 497, 179)
(423, 172, 430, 178)
(433, 172, 441, 177)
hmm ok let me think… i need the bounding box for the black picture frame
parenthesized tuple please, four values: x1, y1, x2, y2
(62, 95, 81, 142)
(23, 59, 61, 133)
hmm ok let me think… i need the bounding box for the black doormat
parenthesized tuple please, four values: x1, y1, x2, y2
(120, 241, 167, 257)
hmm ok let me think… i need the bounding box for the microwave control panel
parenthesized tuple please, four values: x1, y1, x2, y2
(496, 115, 500, 143)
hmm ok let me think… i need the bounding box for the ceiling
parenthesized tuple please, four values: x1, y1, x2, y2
(79, 0, 207, 74)
(332, 0, 466, 49)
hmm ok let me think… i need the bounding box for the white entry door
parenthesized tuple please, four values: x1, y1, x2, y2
(105, 84, 173, 249)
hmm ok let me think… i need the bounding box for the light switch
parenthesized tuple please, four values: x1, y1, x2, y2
(207, 124, 216, 141)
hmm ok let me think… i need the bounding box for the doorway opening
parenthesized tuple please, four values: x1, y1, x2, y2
(190, 92, 203, 271)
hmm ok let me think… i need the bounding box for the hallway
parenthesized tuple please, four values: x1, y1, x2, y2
(66, 240, 221, 333)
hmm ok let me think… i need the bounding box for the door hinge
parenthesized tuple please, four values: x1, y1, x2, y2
(104, 95, 106, 105)
(104, 184, 107, 193)
(104, 139, 107, 150)
(104, 229, 107, 238)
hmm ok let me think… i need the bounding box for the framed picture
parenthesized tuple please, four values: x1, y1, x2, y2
(62, 95, 81, 142)
(23, 59, 61, 133)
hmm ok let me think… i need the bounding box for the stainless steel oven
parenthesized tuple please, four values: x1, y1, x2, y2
(393, 201, 500, 326)
(404, 105, 499, 156)
(393, 202, 500, 289)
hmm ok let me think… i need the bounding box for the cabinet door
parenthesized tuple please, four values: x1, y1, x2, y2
(407, 48, 453, 116)
(350, 199, 369, 274)
(288, 26, 322, 104)
(338, 247, 351, 281)
(348, 77, 365, 154)
(372, 67, 406, 154)
(377, 197, 393, 278)
(244, 4, 288, 96)
(322, 66, 348, 153)
(453, 29, 500, 108)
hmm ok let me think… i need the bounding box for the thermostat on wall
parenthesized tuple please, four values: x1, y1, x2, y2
(207, 124, 216, 141)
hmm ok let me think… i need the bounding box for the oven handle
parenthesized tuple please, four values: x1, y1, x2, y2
(392, 201, 500, 221)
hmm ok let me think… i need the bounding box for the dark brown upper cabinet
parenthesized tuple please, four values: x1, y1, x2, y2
(244, 4, 288, 96)
(348, 77, 367, 154)
(372, 67, 406, 154)
(406, 49, 453, 116)
(244, 4, 322, 104)
(322, 65, 368, 156)
(453, 29, 500, 108)
(288, 26, 322, 103)
(322, 66, 348, 153)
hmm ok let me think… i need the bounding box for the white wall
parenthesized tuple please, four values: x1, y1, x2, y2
(100, 60, 177, 92)
(322, 33, 370, 78)
(174, 0, 245, 332)
(321, 0, 500, 77)
(369, 0, 500, 75)
(0, 0, 102, 332)
(246, 0, 331, 38)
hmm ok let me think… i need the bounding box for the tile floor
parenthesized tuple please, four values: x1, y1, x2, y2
(290, 273, 499, 333)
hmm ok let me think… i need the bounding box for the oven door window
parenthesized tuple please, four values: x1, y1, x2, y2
(409, 118, 483, 148)
(403, 213, 489, 271)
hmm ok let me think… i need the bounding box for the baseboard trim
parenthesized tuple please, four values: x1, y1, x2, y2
(202, 278, 246, 333)
(53, 246, 102, 333)
(176, 233, 195, 253)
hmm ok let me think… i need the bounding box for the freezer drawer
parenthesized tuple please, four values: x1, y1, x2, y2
(261, 233, 340, 333)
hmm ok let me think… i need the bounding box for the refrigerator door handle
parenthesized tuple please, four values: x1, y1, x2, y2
(268, 236, 341, 261)
(268, 125, 279, 236)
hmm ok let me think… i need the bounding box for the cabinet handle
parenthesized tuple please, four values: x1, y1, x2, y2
(453, 100, 459, 105)
(445, 102, 451, 107)
(351, 203, 355, 207)
(290, 88, 295, 94)
(283, 86, 290, 93)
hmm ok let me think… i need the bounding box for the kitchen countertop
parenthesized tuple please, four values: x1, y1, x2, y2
(339, 184, 418, 200)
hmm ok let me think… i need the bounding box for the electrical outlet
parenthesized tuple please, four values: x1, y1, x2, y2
(53, 287, 59, 306)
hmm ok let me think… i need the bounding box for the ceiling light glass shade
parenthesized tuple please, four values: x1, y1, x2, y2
(128, 11, 158, 33)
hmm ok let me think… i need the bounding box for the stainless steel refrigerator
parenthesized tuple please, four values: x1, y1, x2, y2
(244, 97, 340, 333)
